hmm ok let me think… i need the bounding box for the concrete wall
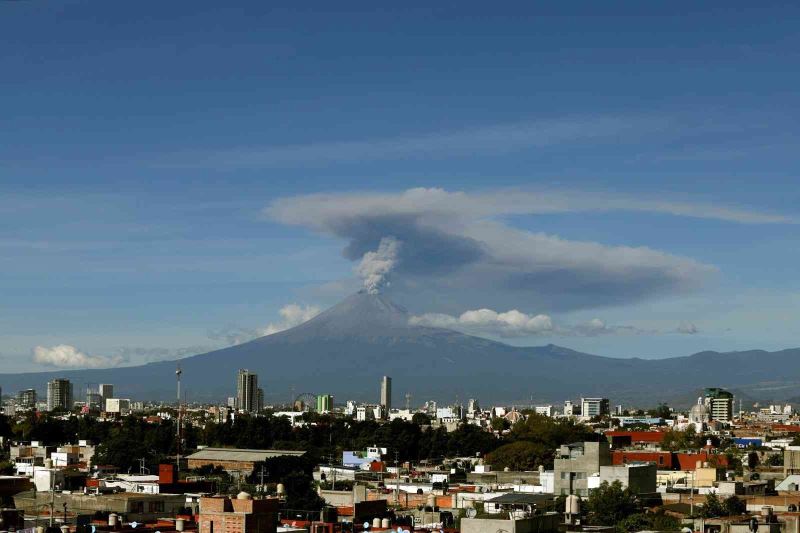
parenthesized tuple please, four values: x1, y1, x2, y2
(461, 514, 559, 533)
(554, 442, 611, 496)
(468, 471, 540, 484)
(318, 490, 353, 507)
(599, 464, 656, 494)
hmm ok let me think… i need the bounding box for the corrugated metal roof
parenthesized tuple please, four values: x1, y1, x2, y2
(186, 447, 305, 462)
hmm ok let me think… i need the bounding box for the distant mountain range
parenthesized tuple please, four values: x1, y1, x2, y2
(2, 291, 798, 408)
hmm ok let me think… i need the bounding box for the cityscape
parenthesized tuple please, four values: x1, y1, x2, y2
(3, 2, 800, 533)
(1, 367, 800, 533)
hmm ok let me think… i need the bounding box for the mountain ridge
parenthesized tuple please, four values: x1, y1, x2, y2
(2, 292, 798, 407)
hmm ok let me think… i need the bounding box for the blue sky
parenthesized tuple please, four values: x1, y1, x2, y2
(2, 1, 799, 371)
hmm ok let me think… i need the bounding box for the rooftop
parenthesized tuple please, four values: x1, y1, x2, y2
(187, 447, 306, 463)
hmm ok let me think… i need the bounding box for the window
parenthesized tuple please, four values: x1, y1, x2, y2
(130, 502, 144, 513)
(149, 501, 164, 513)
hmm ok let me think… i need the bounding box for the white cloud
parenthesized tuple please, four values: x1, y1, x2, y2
(268, 187, 794, 227)
(211, 303, 322, 345)
(260, 303, 321, 336)
(411, 309, 554, 337)
(410, 309, 650, 338)
(33, 344, 125, 369)
(267, 187, 769, 311)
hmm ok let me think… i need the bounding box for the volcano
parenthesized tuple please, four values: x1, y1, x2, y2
(3, 291, 800, 407)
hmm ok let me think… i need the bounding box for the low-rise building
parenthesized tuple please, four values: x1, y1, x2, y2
(599, 463, 656, 494)
(554, 441, 611, 496)
(186, 447, 306, 475)
(105, 398, 131, 415)
(14, 490, 186, 522)
(198, 494, 279, 533)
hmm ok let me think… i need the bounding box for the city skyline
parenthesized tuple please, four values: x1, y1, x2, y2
(2, 2, 800, 372)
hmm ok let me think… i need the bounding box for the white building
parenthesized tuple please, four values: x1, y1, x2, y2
(580, 397, 610, 418)
(105, 398, 131, 415)
(388, 409, 414, 422)
(534, 405, 553, 417)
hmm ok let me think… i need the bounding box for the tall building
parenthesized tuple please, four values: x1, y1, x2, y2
(704, 387, 734, 422)
(86, 390, 103, 410)
(236, 369, 258, 413)
(47, 379, 73, 411)
(581, 397, 610, 418)
(316, 394, 333, 413)
(17, 389, 37, 409)
(256, 388, 264, 412)
(98, 384, 114, 403)
(380, 376, 392, 414)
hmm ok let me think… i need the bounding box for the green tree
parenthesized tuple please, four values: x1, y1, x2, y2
(765, 453, 783, 467)
(647, 403, 672, 419)
(411, 412, 431, 426)
(747, 451, 759, 469)
(661, 426, 702, 452)
(486, 441, 548, 471)
(700, 494, 725, 518)
(612, 509, 682, 532)
(491, 418, 511, 432)
(722, 495, 746, 516)
(586, 481, 640, 526)
(508, 413, 596, 468)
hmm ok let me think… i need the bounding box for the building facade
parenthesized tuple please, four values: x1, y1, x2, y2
(105, 398, 131, 415)
(17, 389, 37, 409)
(46, 379, 73, 411)
(581, 397, 610, 418)
(380, 376, 392, 414)
(198, 495, 279, 533)
(98, 384, 114, 403)
(554, 441, 612, 496)
(316, 394, 333, 413)
(599, 463, 657, 494)
(236, 369, 259, 413)
(704, 388, 734, 422)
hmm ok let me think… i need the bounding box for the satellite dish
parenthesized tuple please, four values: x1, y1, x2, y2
(466, 508, 477, 518)
(130, 522, 139, 529)
(363, 522, 370, 530)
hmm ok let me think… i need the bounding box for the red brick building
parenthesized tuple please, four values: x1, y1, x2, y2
(198, 494, 279, 533)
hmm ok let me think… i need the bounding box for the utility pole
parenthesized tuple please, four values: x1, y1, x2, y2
(394, 450, 400, 505)
(49, 465, 55, 527)
(176, 365, 182, 472)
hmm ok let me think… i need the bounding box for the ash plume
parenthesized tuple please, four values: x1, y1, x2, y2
(356, 236, 401, 294)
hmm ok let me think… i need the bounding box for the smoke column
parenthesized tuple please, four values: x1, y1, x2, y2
(356, 236, 401, 294)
